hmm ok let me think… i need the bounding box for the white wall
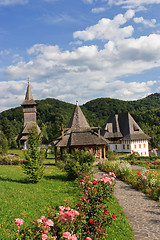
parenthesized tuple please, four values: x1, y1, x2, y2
(109, 139, 149, 156)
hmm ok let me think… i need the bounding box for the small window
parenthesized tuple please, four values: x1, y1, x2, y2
(123, 144, 125, 149)
(139, 144, 141, 149)
(134, 145, 136, 149)
(115, 145, 117, 150)
(144, 144, 146, 148)
(127, 145, 129, 149)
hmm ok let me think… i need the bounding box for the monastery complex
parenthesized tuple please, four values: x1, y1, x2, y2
(19, 82, 150, 157)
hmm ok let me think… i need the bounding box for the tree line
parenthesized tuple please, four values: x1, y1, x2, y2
(0, 93, 160, 151)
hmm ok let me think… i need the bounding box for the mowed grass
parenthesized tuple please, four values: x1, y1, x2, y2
(105, 196, 134, 240)
(0, 165, 81, 239)
(0, 152, 134, 240)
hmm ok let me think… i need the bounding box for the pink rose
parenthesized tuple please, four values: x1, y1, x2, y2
(42, 234, 48, 240)
(41, 216, 47, 222)
(46, 219, 54, 227)
(63, 232, 71, 239)
(15, 218, 24, 225)
(65, 207, 71, 211)
(59, 206, 65, 211)
(37, 219, 43, 224)
(70, 234, 78, 240)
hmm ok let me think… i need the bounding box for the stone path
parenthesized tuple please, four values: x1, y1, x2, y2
(94, 169, 160, 240)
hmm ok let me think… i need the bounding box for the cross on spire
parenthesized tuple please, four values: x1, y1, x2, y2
(76, 99, 79, 106)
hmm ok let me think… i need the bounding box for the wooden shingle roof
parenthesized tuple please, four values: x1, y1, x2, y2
(53, 104, 109, 147)
(102, 112, 150, 140)
(67, 103, 90, 129)
(21, 82, 36, 106)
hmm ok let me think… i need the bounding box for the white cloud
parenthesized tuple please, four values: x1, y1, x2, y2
(91, 7, 106, 13)
(82, 0, 93, 4)
(0, 0, 28, 6)
(73, 10, 135, 41)
(134, 17, 156, 27)
(3, 33, 160, 111)
(42, 13, 75, 24)
(0, 49, 10, 55)
(108, 0, 160, 9)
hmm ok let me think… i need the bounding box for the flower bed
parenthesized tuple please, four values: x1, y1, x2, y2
(12, 173, 117, 240)
(0, 154, 26, 165)
(99, 160, 160, 201)
(126, 159, 160, 169)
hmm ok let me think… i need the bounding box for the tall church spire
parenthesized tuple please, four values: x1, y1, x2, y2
(21, 80, 36, 106)
(67, 104, 90, 129)
(20, 80, 41, 149)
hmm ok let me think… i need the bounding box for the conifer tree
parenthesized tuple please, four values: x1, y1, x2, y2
(23, 126, 45, 183)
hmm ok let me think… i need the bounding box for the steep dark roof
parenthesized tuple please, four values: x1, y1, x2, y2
(67, 104, 90, 129)
(20, 122, 41, 141)
(53, 104, 108, 147)
(21, 83, 37, 106)
(102, 112, 150, 140)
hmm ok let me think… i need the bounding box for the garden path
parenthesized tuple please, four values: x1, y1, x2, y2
(94, 169, 160, 240)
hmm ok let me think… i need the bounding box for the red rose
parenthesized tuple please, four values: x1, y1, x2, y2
(89, 219, 93, 224)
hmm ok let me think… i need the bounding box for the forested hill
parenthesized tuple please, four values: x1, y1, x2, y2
(0, 93, 160, 149)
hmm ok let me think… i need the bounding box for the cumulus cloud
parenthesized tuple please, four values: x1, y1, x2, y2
(82, 0, 93, 4)
(91, 7, 106, 13)
(0, 0, 28, 6)
(73, 10, 135, 41)
(3, 32, 160, 111)
(134, 17, 156, 27)
(108, 0, 160, 9)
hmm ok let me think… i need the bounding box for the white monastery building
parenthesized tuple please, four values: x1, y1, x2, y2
(102, 113, 150, 156)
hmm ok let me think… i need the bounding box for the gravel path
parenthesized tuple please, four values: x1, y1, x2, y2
(94, 169, 160, 240)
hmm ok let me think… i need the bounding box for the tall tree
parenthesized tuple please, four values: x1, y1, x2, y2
(23, 127, 45, 183)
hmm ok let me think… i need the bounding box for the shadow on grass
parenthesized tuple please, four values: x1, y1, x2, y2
(44, 163, 56, 166)
(44, 174, 72, 182)
(0, 176, 28, 184)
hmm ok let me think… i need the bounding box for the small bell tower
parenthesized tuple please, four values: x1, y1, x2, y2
(21, 78, 37, 124)
(20, 79, 40, 149)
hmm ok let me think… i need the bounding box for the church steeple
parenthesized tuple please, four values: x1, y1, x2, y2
(20, 80, 41, 149)
(21, 80, 36, 106)
(21, 80, 37, 125)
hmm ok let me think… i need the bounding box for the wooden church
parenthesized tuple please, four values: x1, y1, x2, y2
(102, 113, 150, 156)
(19, 81, 41, 149)
(52, 102, 109, 161)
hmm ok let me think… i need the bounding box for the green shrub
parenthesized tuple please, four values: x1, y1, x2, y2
(99, 160, 132, 180)
(23, 127, 45, 183)
(0, 132, 8, 154)
(62, 149, 95, 180)
(106, 150, 119, 161)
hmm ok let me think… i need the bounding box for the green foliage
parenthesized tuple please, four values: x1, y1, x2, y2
(0, 131, 8, 154)
(23, 127, 45, 183)
(106, 150, 119, 161)
(99, 160, 132, 180)
(62, 149, 95, 180)
(0, 93, 160, 148)
(0, 165, 81, 239)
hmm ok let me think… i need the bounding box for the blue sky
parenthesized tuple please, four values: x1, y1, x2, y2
(0, 0, 160, 112)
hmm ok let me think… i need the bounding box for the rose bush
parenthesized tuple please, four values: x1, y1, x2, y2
(12, 174, 117, 240)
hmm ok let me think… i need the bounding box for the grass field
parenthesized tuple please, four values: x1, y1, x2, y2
(0, 151, 134, 239)
(0, 165, 80, 239)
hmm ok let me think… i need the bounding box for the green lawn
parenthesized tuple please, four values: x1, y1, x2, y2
(0, 152, 134, 240)
(0, 165, 80, 239)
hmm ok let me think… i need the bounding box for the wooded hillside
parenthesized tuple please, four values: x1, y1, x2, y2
(0, 93, 159, 149)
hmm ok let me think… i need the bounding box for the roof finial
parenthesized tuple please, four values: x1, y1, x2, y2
(76, 99, 78, 106)
(27, 77, 30, 85)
